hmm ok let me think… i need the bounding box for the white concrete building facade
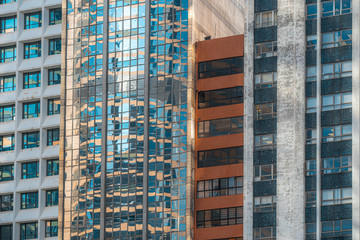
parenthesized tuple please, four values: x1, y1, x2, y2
(0, 0, 61, 239)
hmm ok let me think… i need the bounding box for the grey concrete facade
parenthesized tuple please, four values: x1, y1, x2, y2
(243, 0, 254, 239)
(0, 0, 61, 239)
(276, 0, 306, 239)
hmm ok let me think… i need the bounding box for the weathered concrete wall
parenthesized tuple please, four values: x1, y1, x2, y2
(352, 1, 360, 238)
(187, 1, 246, 239)
(276, 0, 306, 239)
(192, 0, 246, 43)
(243, 0, 254, 239)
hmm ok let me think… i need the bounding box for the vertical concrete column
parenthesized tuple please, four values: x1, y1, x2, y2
(186, 0, 195, 239)
(352, 1, 360, 239)
(276, 1, 306, 239)
(243, 0, 254, 239)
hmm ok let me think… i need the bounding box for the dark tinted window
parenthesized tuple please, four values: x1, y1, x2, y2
(198, 147, 243, 168)
(196, 207, 243, 228)
(198, 86, 243, 109)
(198, 57, 243, 79)
(198, 117, 243, 138)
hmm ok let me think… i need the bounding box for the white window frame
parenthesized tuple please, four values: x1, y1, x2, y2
(255, 10, 277, 28)
(255, 41, 277, 59)
(254, 164, 276, 182)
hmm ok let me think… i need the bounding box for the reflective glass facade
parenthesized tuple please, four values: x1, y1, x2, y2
(62, 0, 189, 238)
(60, 0, 249, 239)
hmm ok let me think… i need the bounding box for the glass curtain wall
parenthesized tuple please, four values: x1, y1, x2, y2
(147, 1, 188, 239)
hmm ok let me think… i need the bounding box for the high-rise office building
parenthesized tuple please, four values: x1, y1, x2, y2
(2, 0, 357, 239)
(194, 35, 244, 240)
(58, 0, 245, 240)
(244, 0, 357, 239)
(0, 0, 62, 239)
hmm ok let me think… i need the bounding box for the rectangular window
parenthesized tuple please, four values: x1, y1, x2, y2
(0, 135, 14, 152)
(0, 45, 16, 63)
(23, 101, 40, 119)
(323, 155, 352, 174)
(322, 187, 352, 205)
(322, 124, 352, 142)
(254, 227, 276, 239)
(255, 72, 277, 89)
(22, 131, 40, 149)
(254, 195, 276, 212)
(306, 128, 317, 144)
(45, 220, 58, 237)
(322, 29, 352, 48)
(47, 128, 59, 146)
(254, 164, 276, 182)
(0, 194, 13, 211)
(46, 189, 58, 206)
(198, 147, 243, 168)
(307, 3, 317, 19)
(0, 0, 16, 3)
(255, 10, 277, 28)
(322, 0, 352, 17)
(307, 35, 317, 51)
(198, 117, 243, 138)
(306, 159, 316, 176)
(255, 103, 277, 120)
(198, 86, 243, 109)
(20, 222, 38, 240)
(255, 133, 276, 150)
(23, 71, 41, 89)
(306, 66, 317, 82)
(322, 60, 352, 80)
(306, 191, 316, 208)
(0, 16, 17, 33)
(0, 164, 14, 182)
(48, 68, 60, 85)
(24, 11, 41, 29)
(47, 159, 59, 176)
(322, 219, 351, 237)
(322, 92, 352, 111)
(49, 8, 62, 25)
(0, 105, 15, 122)
(255, 41, 277, 58)
(196, 207, 243, 228)
(197, 177, 243, 198)
(0, 225, 12, 240)
(49, 38, 61, 55)
(0, 75, 15, 92)
(306, 97, 317, 113)
(198, 57, 244, 79)
(21, 192, 38, 209)
(306, 223, 316, 239)
(48, 98, 60, 115)
(24, 41, 41, 59)
(21, 161, 39, 179)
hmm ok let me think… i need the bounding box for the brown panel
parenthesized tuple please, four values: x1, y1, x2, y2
(196, 35, 244, 62)
(195, 164, 243, 181)
(196, 133, 243, 151)
(195, 225, 243, 240)
(197, 104, 244, 121)
(197, 73, 244, 92)
(195, 195, 243, 211)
